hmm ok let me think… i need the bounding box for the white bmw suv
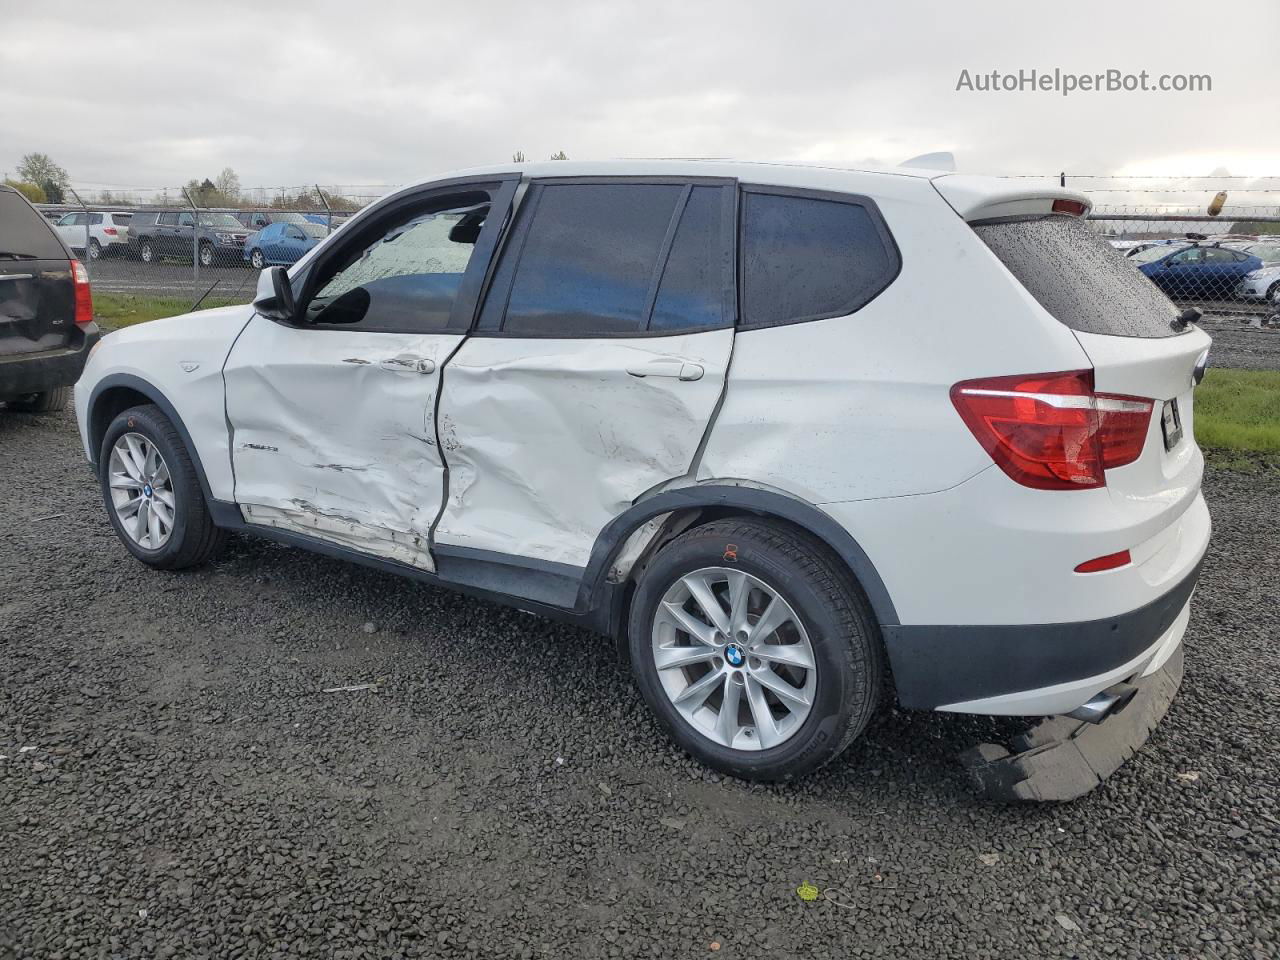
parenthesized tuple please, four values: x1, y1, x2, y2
(75, 161, 1211, 799)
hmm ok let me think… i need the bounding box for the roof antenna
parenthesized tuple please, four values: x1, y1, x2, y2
(899, 151, 956, 172)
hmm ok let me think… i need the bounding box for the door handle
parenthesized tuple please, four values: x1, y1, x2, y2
(378, 355, 436, 375)
(625, 358, 704, 381)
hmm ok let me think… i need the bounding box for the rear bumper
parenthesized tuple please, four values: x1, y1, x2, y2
(882, 559, 1200, 712)
(0, 324, 100, 399)
(961, 643, 1185, 802)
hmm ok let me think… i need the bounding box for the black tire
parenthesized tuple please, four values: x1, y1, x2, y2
(199, 243, 215, 268)
(1266, 280, 1279, 302)
(628, 518, 883, 782)
(249, 248, 265, 269)
(6, 385, 70, 413)
(99, 404, 226, 570)
(88, 238, 102, 261)
(140, 240, 155, 264)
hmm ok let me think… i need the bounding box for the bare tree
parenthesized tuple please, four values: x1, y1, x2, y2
(214, 168, 242, 205)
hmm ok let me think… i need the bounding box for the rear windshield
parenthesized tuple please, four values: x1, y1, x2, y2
(0, 190, 67, 259)
(974, 214, 1182, 339)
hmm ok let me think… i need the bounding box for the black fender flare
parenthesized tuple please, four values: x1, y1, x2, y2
(578, 483, 900, 628)
(86, 373, 218, 505)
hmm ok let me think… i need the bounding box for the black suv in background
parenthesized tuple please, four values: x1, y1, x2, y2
(128, 210, 250, 267)
(0, 184, 99, 413)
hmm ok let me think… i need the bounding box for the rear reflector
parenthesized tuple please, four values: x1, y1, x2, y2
(1052, 198, 1088, 216)
(951, 370, 1153, 490)
(1075, 549, 1132, 573)
(71, 259, 93, 327)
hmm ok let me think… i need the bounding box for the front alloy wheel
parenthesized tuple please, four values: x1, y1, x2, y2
(250, 248, 265, 269)
(199, 243, 215, 267)
(651, 568, 816, 750)
(108, 432, 175, 549)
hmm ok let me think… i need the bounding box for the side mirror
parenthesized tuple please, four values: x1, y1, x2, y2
(253, 266, 297, 322)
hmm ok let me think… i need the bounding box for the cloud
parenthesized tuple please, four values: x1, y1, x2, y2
(2, 0, 1277, 192)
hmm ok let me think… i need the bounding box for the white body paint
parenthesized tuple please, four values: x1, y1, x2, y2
(74, 158, 1212, 723)
(223, 316, 462, 570)
(434, 328, 732, 567)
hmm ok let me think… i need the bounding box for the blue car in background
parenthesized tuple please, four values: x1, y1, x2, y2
(1133, 243, 1263, 299)
(243, 221, 329, 268)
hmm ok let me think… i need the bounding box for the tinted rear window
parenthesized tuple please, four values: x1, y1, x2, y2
(974, 215, 1181, 339)
(501, 183, 683, 336)
(740, 192, 898, 328)
(0, 190, 67, 259)
(112, 213, 132, 225)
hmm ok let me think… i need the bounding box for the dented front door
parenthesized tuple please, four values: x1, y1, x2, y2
(222, 180, 516, 571)
(223, 318, 459, 569)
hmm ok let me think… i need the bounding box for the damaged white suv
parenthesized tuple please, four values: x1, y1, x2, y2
(75, 161, 1211, 799)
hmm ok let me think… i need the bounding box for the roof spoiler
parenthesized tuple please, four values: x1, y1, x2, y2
(932, 174, 1092, 222)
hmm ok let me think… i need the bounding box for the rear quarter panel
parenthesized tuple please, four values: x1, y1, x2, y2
(699, 175, 1093, 504)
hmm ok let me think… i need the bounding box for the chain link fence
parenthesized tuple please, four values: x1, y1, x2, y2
(35, 184, 390, 305)
(35, 174, 1280, 320)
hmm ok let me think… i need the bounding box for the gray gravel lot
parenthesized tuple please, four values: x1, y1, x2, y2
(2, 411, 1277, 960)
(1201, 321, 1280, 372)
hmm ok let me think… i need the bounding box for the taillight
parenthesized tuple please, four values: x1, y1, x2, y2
(103, 227, 118, 236)
(1052, 198, 1088, 216)
(950, 370, 1153, 490)
(71, 259, 93, 327)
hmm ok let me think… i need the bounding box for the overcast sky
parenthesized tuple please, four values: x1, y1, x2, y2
(3, 0, 1279, 197)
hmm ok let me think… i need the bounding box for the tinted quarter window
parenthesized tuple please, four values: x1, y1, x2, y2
(741, 191, 897, 327)
(0, 190, 67, 259)
(158, 213, 178, 226)
(501, 183, 683, 336)
(112, 214, 132, 226)
(974, 214, 1181, 339)
(650, 185, 732, 332)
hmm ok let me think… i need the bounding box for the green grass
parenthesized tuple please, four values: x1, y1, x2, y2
(1195, 368, 1280, 458)
(94, 293, 248, 331)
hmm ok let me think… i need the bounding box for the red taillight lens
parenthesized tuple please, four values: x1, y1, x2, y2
(1052, 198, 1088, 216)
(950, 370, 1153, 490)
(71, 259, 93, 327)
(1075, 549, 1132, 573)
(102, 227, 118, 236)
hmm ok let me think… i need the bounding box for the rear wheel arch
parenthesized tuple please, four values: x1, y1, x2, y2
(583, 484, 900, 644)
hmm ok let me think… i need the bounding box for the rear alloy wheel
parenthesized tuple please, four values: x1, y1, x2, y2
(651, 568, 817, 750)
(140, 241, 155, 264)
(88, 238, 102, 260)
(100, 404, 226, 569)
(250, 248, 265, 269)
(629, 518, 882, 781)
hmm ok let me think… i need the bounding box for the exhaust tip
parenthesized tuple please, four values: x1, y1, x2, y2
(1067, 681, 1139, 724)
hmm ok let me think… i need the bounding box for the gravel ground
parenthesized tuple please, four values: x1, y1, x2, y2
(1201, 321, 1280, 372)
(2, 410, 1277, 960)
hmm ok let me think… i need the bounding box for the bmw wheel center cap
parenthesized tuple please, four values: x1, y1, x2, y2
(724, 643, 745, 667)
